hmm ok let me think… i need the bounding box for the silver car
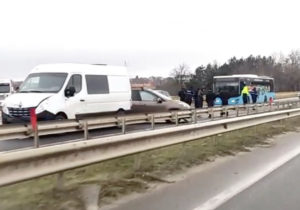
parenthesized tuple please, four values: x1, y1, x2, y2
(131, 88, 190, 113)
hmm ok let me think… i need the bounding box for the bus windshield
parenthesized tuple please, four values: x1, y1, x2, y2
(0, 83, 10, 93)
(19, 73, 68, 93)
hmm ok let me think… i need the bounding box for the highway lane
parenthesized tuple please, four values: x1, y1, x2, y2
(0, 122, 175, 152)
(0, 105, 287, 152)
(215, 151, 300, 210)
(0, 110, 231, 152)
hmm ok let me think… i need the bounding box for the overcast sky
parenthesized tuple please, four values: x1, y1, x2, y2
(0, 0, 300, 79)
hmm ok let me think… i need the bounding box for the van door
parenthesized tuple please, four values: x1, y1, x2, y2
(84, 75, 111, 114)
(64, 74, 86, 117)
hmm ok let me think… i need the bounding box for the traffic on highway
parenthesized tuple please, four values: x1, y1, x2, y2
(2, 1, 300, 209)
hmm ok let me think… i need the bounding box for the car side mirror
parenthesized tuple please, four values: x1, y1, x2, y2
(156, 98, 163, 104)
(65, 86, 76, 97)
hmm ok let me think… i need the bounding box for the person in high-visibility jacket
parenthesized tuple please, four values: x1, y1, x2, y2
(241, 84, 249, 104)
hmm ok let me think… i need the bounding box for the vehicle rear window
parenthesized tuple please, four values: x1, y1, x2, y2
(86, 75, 109, 94)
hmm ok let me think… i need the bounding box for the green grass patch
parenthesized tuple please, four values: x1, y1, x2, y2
(1, 117, 300, 210)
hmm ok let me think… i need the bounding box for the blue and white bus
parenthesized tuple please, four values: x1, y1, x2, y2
(213, 74, 275, 105)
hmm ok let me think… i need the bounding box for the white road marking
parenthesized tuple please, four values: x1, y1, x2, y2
(193, 144, 300, 210)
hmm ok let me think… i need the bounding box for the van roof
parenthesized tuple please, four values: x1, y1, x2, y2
(0, 79, 12, 83)
(31, 63, 128, 76)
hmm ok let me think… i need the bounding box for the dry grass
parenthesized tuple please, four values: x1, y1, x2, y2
(276, 92, 298, 99)
(1, 117, 300, 210)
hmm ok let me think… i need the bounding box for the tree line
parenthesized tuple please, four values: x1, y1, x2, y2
(175, 51, 300, 93)
(131, 51, 300, 96)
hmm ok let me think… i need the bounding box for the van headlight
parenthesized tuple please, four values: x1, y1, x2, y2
(2, 104, 9, 115)
(35, 103, 45, 114)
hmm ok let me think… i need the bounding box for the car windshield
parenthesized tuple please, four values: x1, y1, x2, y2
(19, 73, 68, 93)
(0, 83, 10, 93)
(155, 90, 171, 97)
(151, 90, 172, 100)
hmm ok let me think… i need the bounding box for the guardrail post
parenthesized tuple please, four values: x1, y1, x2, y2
(55, 172, 64, 190)
(210, 108, 214, 120)
(236, 106, 239, 117)
(84, 121, 89, 140)
(33, 129, 39, 148)
(122, 117, 126, 134)
(277, 102, 280, 111)
(212, 135, 217, 146)
(193, 109, 197, 123)
(151, 114, 155, 130)
(175, 112, 179, 126)
(133, 154, 142, 171)
(246, 106, 250, 115)
(80, 184, 101, 210)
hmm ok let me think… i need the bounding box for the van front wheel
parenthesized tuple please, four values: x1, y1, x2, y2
(55, 113, 67, 120)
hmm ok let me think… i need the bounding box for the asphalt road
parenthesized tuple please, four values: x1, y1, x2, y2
(100, 132, 300, 210)
(216, 148, 300, 210)
(0, 112, 221, 152)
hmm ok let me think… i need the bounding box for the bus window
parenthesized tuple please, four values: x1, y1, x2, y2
(214, 79, 239, 96)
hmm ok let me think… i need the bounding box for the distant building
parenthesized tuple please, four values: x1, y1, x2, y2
(130, 76, 156, 89)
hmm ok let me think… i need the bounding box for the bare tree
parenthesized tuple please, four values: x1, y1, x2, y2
(170, 63, 191, 87)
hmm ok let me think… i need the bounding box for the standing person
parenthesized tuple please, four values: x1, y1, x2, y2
(185, 87, 193, 106)
(206, 90, 215, 118)
(178, 87, 186, 102)
(219, 91, 230, 117)
(198, 88, 204, 108)
(241, 82, 249, 105)
(250, 87, 258, 104)
(194, 88, 200, 108)
(206, 90, 215, 107)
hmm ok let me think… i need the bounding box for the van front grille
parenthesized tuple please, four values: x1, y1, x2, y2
(8, 107, 33, 117)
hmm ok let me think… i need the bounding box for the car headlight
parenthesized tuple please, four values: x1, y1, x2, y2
(2, 104, 9, 115)
(178, 101, 190, 108)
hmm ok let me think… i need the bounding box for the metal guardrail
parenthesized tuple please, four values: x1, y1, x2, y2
(0, 101, 299, 143)
(1, 107, 300, 187)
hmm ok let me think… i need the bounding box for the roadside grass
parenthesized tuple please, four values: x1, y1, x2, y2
(276, 92, 298, 99)
(1, 117, 300, 210)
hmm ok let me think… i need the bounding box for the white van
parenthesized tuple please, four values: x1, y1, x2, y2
(2, 64, 131, 123)
(0, 79, 15, 107)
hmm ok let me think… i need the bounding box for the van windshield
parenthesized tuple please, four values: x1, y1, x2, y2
(20, 73, 68, 93)
(0, 83, 10, 93)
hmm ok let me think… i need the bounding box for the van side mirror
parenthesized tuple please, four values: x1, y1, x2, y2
(65, 86, 76, 97)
